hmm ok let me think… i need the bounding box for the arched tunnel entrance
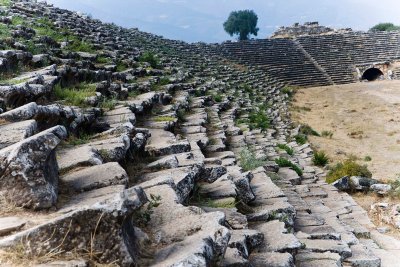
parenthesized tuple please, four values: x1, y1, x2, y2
(362, 68, 384, 81)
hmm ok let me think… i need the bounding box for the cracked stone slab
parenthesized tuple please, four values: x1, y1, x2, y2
(57, 146, 103, 173)
(0, 217, 27, 236)
(60, 162, 128, 192)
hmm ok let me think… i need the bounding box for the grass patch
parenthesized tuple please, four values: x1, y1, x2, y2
(213, 94, 223, 103)
(0, 77, 29, 85)
(321, 130, 333, 138)
(0, 0, 11, 7)
(248, 109, 270, 131)
(0, 23, 11, 39)
(63, 133, 93, 146)
(139, 51, 160, 69)
(275, 157, 303, 176)
(153, 116, 175, 122)
(300, 124, 320, 137)
(364, 156, 372, 162)
(67, 40, 95, 53)
(98, 98, 117, 111)
(116, 61, 129, 72)
(54, 83, 96, 107)
(239, 148, 266, 171)
(277, 144, 294, 156)
(199, 198, 237, 209)
(96, 56, 112, 64)
(326, 159, 372, 184)
(312, 151, 329, 167)
(294, 134, 307, 145)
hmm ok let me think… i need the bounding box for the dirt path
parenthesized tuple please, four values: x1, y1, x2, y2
(292, 80, 400, 181)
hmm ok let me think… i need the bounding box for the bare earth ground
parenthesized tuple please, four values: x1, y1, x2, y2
(292, 80, 400, 181)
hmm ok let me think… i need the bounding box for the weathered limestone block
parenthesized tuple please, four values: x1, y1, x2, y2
(57, 146, 103, 173)
(87, 134, 131, 162)
(61, 162, 128, 192)
(0, 119, 37, 149)
(0, 186, 148, 267)
(0, 217, 27, 236)
(0, 125, 67, 209)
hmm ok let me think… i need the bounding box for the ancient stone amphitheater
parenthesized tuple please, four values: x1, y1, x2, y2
(0, 1, 399, 267)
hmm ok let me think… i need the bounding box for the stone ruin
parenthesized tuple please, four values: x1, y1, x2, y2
(211, 24, 400, 88)
(0, 0, 397, 266)
(271, 22, 353, 39)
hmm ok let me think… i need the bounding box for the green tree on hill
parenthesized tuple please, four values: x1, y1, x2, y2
(370, 23, 400, 32)
(223, 10, 259, 41)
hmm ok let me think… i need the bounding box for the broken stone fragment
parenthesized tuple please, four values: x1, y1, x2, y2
(0, 125, 67, 209)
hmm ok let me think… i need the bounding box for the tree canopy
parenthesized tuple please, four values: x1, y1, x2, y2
(370, 23, 400, 32)
(223, 10, 259, 41)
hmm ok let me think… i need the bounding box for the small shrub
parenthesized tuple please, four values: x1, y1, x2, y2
(159, 77, 170, 85)
(96, 56, 112, 64)
(248, 110, 270, 131)
(294, 134, 307, 145)
(275, 157, 303, 176)
(176, 108, 187, 122)
(281, 86, 295, 98)
(312, 151, 329, 166)
(300, 124, 320, 137)
(139, 51, 160, 69)
(213, 94, 223, 103)
(134, 194, 162, 227)
(67, 40, 95, 53)
(277, 144, 294, 156)
(326, 159, 372, 184)
(364, 156, 372, 162)
(321, 130, 333, 138)
(239, 148, 266, 171)
(116, 61, 129, 72)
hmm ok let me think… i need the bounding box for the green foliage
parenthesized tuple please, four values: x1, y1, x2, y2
(223, 10, 259, 40)
(99, 98, 117, 111)
(54, 83, 96, 107)
(159, 77, 171, 86)
(11, 16, 25, 26)
(67, 40, 95, 53)
(199, 198, 237, 209)
(364, 156, 372, 162)
(0, 0, 11, 7)
(281, 86, 295, 98)
(294, 134, 307, 145)
(176, 108, 187, 122)
(213, 93, 223, 103)
(0, 23, 10, 39)
(64, 133, 93, 146)
(300, 124, 320, 137)
(321, 130, 333, 138)
(96, 56, 112, 64)
(370, 23, 400, 32)
(275, 157, 303, 176)
(248, 109, 270, 131)
(326, 159, 372, 184)
(139, 51, 160, 68)
(153, 116, 175, 122)
(0, 77, 29, 85)
(277, 144, 294, 156)
(239, 148, 266, 171)
(134, 194, 162, 227)
(312, 151, 329, 167)
(116, 61, 129, 72)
